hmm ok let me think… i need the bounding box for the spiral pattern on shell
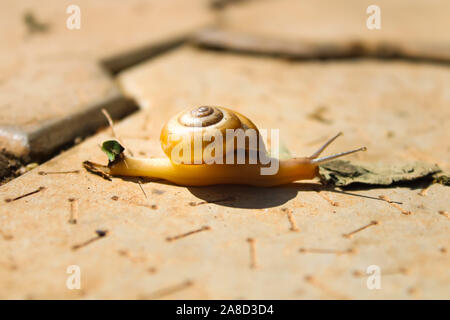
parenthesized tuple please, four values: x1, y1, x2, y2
(178, 106, 224, 127)
(160, 106, 261, 164)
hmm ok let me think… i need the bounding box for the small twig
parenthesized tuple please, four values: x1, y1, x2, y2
(83, 161, 112, 181)
(438, 211, 449, 219)
(0, 229, 14, 240)
(307, 106, 332, 124)
(281, 208, 299, 232)
(101, 108, 133, 157)
(418, 183, 432, 196)
(38, 170, 79, 176)
(351, 270, 365, 277)
(317, 191, 339, 207)
(137, 180, 148, 200)
(299, 247, 357, 255)
(144, 280, 193, 299)
(304, 275, 348, 299)
(71, 230, 109, 250)
(407, 287, 419, 297)
(378, 195, 412, 215)
(353, 267, 409, 277)
(342, 220, 379, 238)
(23, 11, 49, 34)
(101, 109, 119, 142)
(147, 267, 158, 274)
(247, 238, 258, 269)
(133, 202, 158, 210)
(101, 109, 149, 200)
(166, 226, 211, 242)
(117, 249, 148, 264)
(101, 109, 130, 169)
(117, 197, 158, 210)
(68, 198, 78, 224)
(189, 196, 235, 206)
(383, 267, 411, 276)
(4, 186, 45, 203)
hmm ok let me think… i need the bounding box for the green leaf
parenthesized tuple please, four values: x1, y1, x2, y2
(101, 140, 124, 163)
(434, 174, 450, 186)
(278, 142, 292, 161)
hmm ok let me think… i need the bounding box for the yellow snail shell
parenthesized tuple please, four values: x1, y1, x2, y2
(160, 106, 263, 164)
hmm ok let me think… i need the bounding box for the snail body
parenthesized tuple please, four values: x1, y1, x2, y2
(109, 156, 317, 187)
(102, 106, 366, 187)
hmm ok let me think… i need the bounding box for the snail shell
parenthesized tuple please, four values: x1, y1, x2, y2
(160, 106, 263, 164)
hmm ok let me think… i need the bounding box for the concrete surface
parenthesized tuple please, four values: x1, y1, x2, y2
(194, 0, 450, 61)
(0, 0, 213, 162)
(0, 47, 448, 299)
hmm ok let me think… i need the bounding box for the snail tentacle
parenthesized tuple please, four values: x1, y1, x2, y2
(309, 132, 343, 158)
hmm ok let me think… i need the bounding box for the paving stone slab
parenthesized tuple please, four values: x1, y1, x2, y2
(0, 58, 135, 158)
(0, 48, 449, 299)
(1, 0, 212, 66)
(194, 0, 450, 61)
(0, 0, 213, 171)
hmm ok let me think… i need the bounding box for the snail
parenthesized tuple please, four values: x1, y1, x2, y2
(86, 106, 366, 187)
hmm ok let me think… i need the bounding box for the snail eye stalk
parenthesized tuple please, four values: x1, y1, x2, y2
(309, 132, 343, 158)
(308, 132, 366, 164)
(310, 147, 367, 164)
